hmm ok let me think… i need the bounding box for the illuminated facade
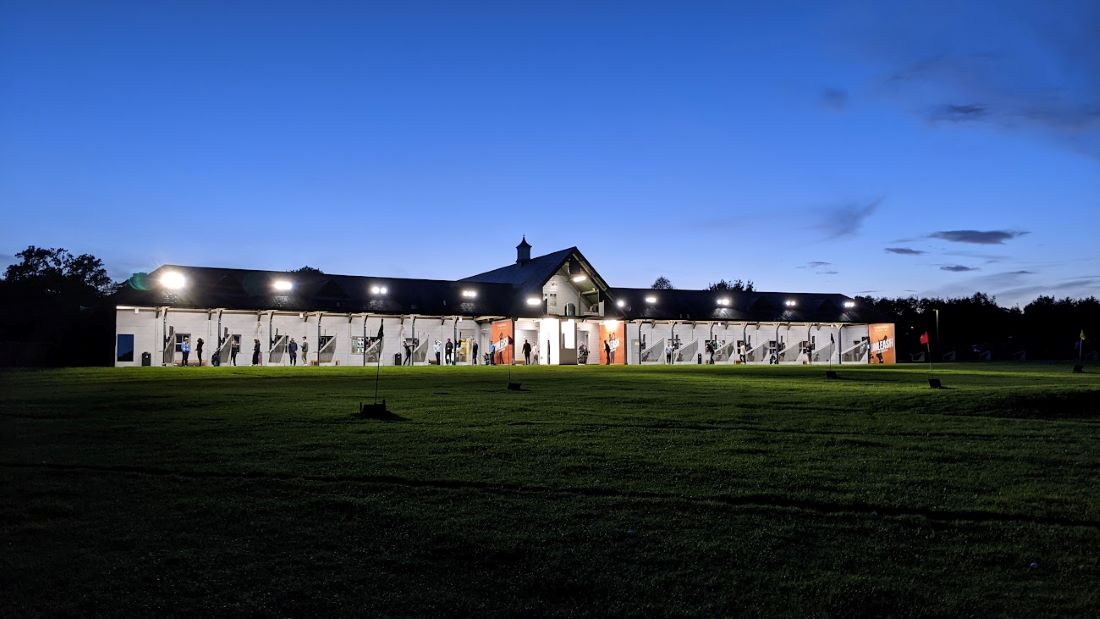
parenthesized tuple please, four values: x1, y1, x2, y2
(112, 238, 893, 367)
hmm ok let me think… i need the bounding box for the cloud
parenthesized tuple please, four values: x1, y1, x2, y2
(799, 261, 832, 268)
(926, 103, 989, 123)
(885, 247, 925, 255)
(940, 264, 979, 272)
(820, 270, 840, 275)
(865, 3, 1100, 158)
(929, 229, 1027, 245)
(814, 198, 882, 239)
(820, 88, 848, 110)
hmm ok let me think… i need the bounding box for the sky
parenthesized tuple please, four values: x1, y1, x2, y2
(1, 1, 1097, 306)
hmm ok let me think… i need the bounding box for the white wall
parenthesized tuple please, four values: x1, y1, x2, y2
(115, 305, 876, 367)
(542, 275, 584, 316)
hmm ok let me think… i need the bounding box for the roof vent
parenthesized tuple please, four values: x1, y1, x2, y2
(516, 235, 531, 264)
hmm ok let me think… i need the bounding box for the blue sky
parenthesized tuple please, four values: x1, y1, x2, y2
(1, 1, 1097, 306)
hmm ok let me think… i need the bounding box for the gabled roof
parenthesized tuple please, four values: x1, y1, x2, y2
(112, 246, 875, 323)
(461, 247, 612, 295)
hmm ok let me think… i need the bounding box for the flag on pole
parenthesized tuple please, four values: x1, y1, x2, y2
(1081, 329, 1087, 341)
(919, 331, 929, 345)
(377, 322, 384, 340)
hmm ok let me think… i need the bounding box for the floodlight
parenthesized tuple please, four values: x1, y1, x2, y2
(159, 271, 186, 290)
(461, 289, 477, 299)
(717, 297, 731, 306)
(273, 279, 293, 292)
(843, 300, 856, 308)
(370, 285, 388, 295)
(645, 295, 657, 304)
(571, 274, 587, 283)
(526, 297, 542, 306)
(615, 299, 626, 308)
(785, 299, 797, 307)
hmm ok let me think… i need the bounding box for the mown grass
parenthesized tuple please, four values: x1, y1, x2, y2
(2, 363, 1098, 616)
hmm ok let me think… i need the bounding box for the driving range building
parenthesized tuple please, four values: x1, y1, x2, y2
(112, 238, 895, 367)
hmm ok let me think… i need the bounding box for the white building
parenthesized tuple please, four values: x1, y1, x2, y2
(113, 238, 891, 367)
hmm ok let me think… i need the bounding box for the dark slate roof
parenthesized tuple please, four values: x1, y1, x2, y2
(460, 246, 612, 295)
(113, 265, 530, 317)
(607, 287, 874, 323)
(112, 252, 874, 323)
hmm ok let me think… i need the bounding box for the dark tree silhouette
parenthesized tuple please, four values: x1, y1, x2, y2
(0, 246, 118, 366)
(292, 266, 324, 275)
(708, 279, 754, 292)
(651, 276, 673, 290)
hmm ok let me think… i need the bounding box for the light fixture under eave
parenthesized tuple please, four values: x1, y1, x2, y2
(158, 271, 186, 290)
(571, 274, 587, 283)
(461, 289, 477, 299)
(843, 301, 856, 308)
(526, 297, 542, 306)
(717, 297, 731, 306)
(370, 285, 388, 295)
(785, 299, 798, 307)
(615, 299, 626, 308)
(645, 296, 657, 304)
(273, 279, 293, 292)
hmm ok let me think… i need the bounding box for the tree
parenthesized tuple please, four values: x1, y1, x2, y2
(651, 276, 673, 290)
(708, 279, 754, 292)
(292, 266, 324, 275)
(3, 246, 114, 294)
(0, 246, 117, 366)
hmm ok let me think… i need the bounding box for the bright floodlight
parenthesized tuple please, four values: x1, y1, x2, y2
(615, 299, 626, 308)
(461, 289, 477, 299)
(645, 295, 657, 304)
(843, 300, 856, 308)
(785, 299, 797, 307)
(717, 297, 731, 306)
(526, 297, 542, 306)
(273, 279, 293, 292)
(370, 285, 388, 295)
(159, 271, 186, 290)
(572, 274, 587, 283)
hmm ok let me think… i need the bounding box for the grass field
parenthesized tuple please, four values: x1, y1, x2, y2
(2, 363, 1099, 616)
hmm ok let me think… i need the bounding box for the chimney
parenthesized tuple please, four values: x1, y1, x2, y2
(516, 235, 531, 264)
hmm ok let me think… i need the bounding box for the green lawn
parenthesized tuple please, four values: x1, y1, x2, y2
(2, 363, 1098, 616)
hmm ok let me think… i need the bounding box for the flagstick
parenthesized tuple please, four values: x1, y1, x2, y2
(927, 341, 933, 374)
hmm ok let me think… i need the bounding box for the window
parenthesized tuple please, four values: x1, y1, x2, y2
(117, 334, 135, 362)
(351, 336, 367, 354)
(319, 335, 335, 350)
(175, 333, 191, 352)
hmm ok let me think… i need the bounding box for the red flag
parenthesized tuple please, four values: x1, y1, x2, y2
(919, 331, 930, 345)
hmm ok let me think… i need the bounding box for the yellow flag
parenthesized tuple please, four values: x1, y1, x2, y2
(1082, 329, 1087, 341)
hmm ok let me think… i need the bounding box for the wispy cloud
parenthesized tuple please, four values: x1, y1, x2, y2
(929, 229, 1027, 245)
(940, 264, 979, 272)
(814, 198, 882, 239)
(799, 261, 832, 268)
(885, 247, 925, 255)
(820, 87, 848, 111)
(926, 103, 989, 123)
(867, 2, 1100, 159)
